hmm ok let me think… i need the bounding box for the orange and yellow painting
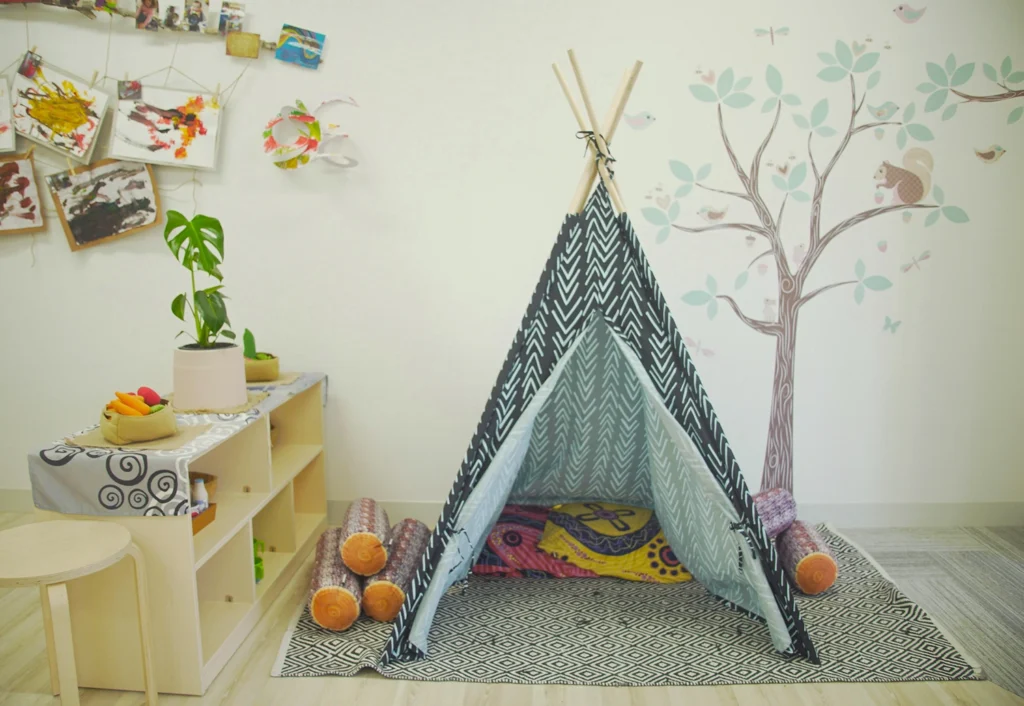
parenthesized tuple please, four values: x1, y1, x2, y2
(110, 85, 221, 170)
(11, 52, 109, 161)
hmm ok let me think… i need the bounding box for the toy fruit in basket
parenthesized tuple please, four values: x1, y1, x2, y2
(243, 328, 280, 382)
(101, 387, 177, 445)
(137, 386, 162, 406)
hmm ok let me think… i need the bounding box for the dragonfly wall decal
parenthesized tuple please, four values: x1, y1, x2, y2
(754, 26, 790, 46)
(902, 250, 931, 273)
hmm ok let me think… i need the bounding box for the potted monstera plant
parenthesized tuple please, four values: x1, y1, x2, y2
(165, 210, 247, 410)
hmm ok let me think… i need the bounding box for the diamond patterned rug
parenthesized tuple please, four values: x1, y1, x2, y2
(272, 525, 980, 686)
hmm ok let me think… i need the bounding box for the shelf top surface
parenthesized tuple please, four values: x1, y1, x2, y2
(28, 373, 326, 519)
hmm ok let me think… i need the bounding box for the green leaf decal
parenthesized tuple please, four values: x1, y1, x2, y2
(855, 259, 866, 280)
(641, 207, 669, 226)
(1009, 71, 1024, 84)
(932, 184, 945, 205)
(867, 71, 882, 90)
(790, 190, 811, 202)
(782, 94, 801, 106)
(668, 201, 681, 222)
(942, 104, 957, 121)
(924, 209, 942, 227)
(706, 275, 718, 295)
(906, 123, 934, 141)
(717, 68, 735, 98)
(942, 206, 970, 223)
(896, 127, 908, 150)
(862, 276, 892, 291)
(904, 102, 917, 122)
(696, 163, 712, 181)
(925, 62, 948, 87)
(723, 92, 755, 108)
(766, 64, 783, 95)
(853, 53, 880, 73)
(788, 162, 808, 190)
(682, 291, 711, 306)
(924, 89, 948, 112)
(675, 184, 692, 198)
(762, 97, 779, 113)
(735, 76, 753, 91)
(793, 114, 810, 130)
(917, 82, 936, 93)
(818, 66, 848, 82)
(1009, 106, 1024, 124)
(835, 41, 853, 70)
(950, 62, 975, 87)
(810, 98, 829, 127)
(944, 53, 957, 75)
(669, 160, 694, 182)
(1001, 56, 1012, 79)
(656, 226, 671, 244)
(689, 84, 719, 103)
(854, 284, 865, 305)
(707, 298, 719, 320)
(771, 174, 789, 191)
(816, 126, 837, 137)
(735, 271, 749, 290)
(817, 52, 837, 66)
(983, 63, 998, 82)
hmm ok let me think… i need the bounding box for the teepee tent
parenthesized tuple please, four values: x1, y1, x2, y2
(382, 51, 818, 666)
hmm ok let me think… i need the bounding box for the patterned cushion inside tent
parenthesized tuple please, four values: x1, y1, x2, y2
(472, 505, 598, 579)
(537, 501, 692, 583)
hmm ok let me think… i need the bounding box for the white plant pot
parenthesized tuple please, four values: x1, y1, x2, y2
(173, 344, 247, 411)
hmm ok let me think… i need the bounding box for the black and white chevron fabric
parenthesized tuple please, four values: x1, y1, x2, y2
(277, 527, 975, 686)
(382, 184, 817, 665)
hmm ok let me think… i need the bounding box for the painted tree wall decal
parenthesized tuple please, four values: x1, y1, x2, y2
(644, 41, 970, 495)
(916, 53, 1024, 125)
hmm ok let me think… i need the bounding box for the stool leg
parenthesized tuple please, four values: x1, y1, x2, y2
(39, 584, 61, 696)
(128, 544, 158, 705)
(46, 583, 80, 706)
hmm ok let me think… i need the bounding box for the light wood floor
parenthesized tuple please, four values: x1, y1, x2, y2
(1, 512, 1021, 706)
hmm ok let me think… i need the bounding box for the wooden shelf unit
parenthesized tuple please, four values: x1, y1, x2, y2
(35, 379, 328, 696)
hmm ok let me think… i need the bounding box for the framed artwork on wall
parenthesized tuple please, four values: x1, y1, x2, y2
(10, 52, 109, 162)
(0, 152, 45, 236)
(46, 158, 161, 251)
(109, 84, 222, 170)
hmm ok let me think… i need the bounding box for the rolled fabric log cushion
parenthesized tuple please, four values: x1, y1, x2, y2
(363, 518, 431, 622)
(777, 521, 837, 595)
(309, 528, 362, 630)
(340, 498, 392, 576)
(752, 488, 797, 539)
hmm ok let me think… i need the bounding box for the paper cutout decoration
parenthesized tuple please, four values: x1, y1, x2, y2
(0, 152, 45, 235)
(226, 31, 260, 59)
(0, 81, 14, 154)
(262, 97, 358, 170)
(11, 52, 109, 162)
(46, 159, 161, 251)
(110, 84, 221, 170)
(275, 25, 325, 70)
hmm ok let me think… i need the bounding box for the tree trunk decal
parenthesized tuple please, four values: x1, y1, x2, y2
(643, 42, 975, 496)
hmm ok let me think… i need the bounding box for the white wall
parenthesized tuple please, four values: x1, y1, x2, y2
(1, 0, 1022, 519)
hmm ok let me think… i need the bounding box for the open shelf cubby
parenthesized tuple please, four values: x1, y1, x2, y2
(35, 376, 329, 697)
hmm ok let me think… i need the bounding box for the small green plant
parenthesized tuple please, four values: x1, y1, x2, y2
(165, 210, 234, 348)
(242, 328, 275, 360)
(253, 538, 265, 583)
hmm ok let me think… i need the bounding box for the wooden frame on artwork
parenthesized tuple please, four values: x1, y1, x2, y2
(47, 158, 162, 252)
(0, 150, 46, 236)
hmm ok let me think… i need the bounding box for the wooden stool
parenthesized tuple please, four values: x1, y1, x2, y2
(0, 521, 157, 706)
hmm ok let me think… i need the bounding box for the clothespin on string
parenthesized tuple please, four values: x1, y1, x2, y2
(213, 82, 221, 104)
(89, 70, 98, 88)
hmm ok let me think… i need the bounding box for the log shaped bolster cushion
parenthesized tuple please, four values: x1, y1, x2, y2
(363, 518, 431, 622)
(752, 488, 797, 539)
(340, 498, 392, 576)
(309, 528, 362, 631)
(777, 521, 838, 596)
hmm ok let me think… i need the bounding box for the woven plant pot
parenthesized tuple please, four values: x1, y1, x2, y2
(245, 355, 280, 382)
(100, 404, 178, 445)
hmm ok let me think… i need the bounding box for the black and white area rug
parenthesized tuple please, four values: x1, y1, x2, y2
(272, 525, 980, 686)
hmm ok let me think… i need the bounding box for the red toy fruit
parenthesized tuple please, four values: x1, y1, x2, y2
(137, 386, 161, 406)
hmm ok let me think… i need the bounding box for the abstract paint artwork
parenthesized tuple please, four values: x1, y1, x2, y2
(0, 153, 45, 236)
(275, 25, 325, 70)
(262, 97, 359, 170)
(0, 81, 14, 154)
(11, 53, 109, 162)
(226, 31, 260, 59)
(109, 85, 221, 170)
(46, 159, 160, 251)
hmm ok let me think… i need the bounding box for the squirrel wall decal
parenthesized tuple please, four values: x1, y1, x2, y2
(874, 148, 933, 204)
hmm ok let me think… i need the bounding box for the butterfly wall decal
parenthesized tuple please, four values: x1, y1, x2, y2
(883, 316, 902, 333)
(684, 337, 716, 358)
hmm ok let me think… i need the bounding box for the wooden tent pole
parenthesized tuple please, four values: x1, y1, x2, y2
(566, 49, 625, 214)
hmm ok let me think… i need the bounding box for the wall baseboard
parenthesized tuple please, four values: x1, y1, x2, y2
(328, 499, 1024, 529)
(5, 492, 1019, 528)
